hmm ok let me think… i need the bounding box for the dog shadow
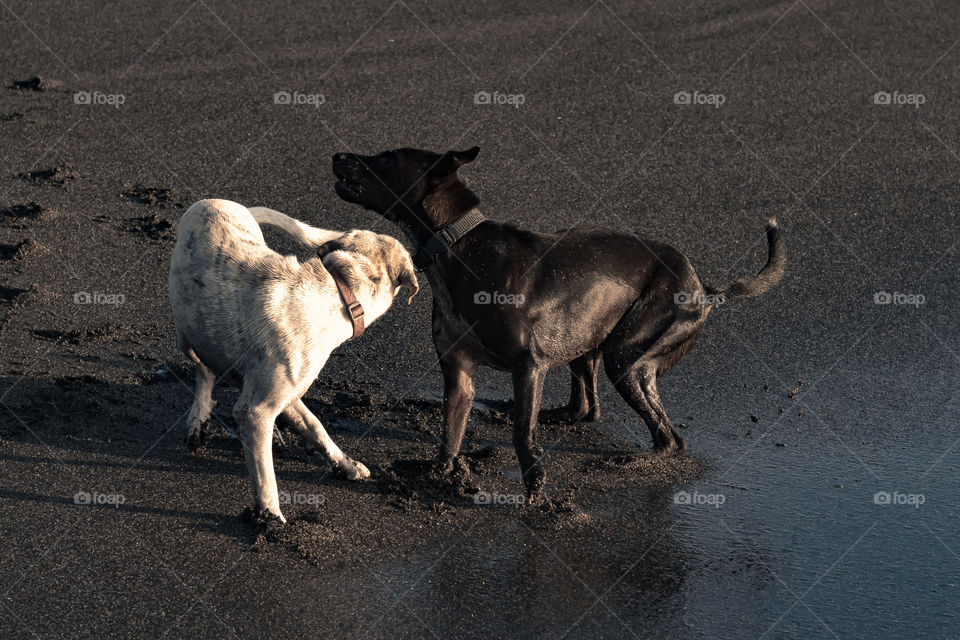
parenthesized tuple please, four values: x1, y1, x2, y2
(0, 372, 688, 545)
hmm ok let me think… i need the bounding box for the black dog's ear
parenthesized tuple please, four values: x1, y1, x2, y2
(434, 146, 480, 176)
(452, 146, 480, 165)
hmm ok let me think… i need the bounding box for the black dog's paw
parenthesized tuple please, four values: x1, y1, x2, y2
(651, 426, 689, 456)
(671, 433, 687, 456)
(651, 435, 687, 457)
(539, 404, 600, 425)
(523, 466, 546, 505)
(538, 405, 584, 425)
(424, 457, 473, 492)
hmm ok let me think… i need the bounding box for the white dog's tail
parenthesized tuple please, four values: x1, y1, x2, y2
(248, 207, 342, 247)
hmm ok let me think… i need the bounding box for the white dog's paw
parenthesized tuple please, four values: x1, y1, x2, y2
(339, 457, 370, 481)
(186, 419, 211, 452)
(241, 506, 286, 535)
(353, 461, 371, 479)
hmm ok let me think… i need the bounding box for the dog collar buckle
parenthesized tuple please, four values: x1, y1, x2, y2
(439, 227, 457, 244)
(347, 301, 364, 320)
(414, 208, 485, 270)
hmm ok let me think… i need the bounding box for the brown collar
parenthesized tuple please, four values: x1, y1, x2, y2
(325, 263, 364, 340)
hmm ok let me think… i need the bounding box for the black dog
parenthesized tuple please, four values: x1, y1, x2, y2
(333, 146, 785, 501)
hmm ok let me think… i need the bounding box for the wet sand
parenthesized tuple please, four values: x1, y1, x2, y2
(1, 1, 959, 638)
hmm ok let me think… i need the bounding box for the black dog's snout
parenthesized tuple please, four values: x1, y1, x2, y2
(332, 152, 356, 180)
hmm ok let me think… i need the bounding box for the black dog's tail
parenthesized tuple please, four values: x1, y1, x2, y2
(706, 219, 785, 303)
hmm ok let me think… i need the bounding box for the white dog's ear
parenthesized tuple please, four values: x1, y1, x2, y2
(384, 238, 419, 303)
(398, 264, 419, 304)
(316, 239, 343, 258)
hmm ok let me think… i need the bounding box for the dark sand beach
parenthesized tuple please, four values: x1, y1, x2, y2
(1, 2, 958, 637)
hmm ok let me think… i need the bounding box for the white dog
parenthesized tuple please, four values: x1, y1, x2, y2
(169, 199, 418, 522)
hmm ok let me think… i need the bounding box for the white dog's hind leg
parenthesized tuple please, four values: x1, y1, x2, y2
(279, 399, 371, 480)
(234, 394, 286, 523)
(186, 362, 217, 452)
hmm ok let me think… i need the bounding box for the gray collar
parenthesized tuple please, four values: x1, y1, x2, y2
(412, 208, 485, 270)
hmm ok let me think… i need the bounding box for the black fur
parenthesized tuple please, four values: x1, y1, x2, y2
(333, 146, 785, 502)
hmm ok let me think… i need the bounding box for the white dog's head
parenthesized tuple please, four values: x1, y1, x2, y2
(317, 230, 419, 304)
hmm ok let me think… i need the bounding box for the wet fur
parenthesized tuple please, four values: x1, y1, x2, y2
(331, 147, 785, 502)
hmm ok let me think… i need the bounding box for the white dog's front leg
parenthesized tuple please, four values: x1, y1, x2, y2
(280, 400, 370, 480)
(234, 403, 286, 523)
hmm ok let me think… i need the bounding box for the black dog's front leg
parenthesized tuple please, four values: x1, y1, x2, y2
(513, 363, 547, 503)
(436, 352, 477, 475)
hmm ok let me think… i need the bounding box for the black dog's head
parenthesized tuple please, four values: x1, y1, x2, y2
(332, 146, 480, 240)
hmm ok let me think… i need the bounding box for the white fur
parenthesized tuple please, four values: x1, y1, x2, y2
(169, 199, 417, 522)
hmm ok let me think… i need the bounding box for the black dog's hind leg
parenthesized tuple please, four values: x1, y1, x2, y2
(641, 371, 686, 454)
(608, 361, 684, 454)
(539, 350, 602, 424)
(601, 292, 704, 454)
(436, 352, 477, 475)
(513, 363, 548, 502)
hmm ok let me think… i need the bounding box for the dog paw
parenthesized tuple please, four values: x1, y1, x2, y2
(523, 466, 546, 502)
(430, 457, 456, 478)
(240, 506, 286, 537)
(186, 425, 209, 453)
(670, 430, 687, 455)
(652, 437, 685, 457)
(337, 457, 370, 481)
(539, 406, 587, 424)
